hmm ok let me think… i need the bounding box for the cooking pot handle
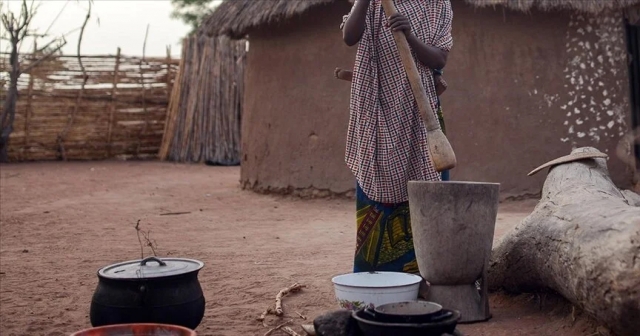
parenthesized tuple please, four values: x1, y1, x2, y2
(140, 256, 167, 266)
(363, 307, 377, 319)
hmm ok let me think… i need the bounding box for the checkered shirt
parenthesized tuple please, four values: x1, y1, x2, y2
(342, 0, 453, 203)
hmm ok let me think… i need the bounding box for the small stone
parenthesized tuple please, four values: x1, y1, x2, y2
(313, 309, 362, 336)
(22, 249, 29, 253)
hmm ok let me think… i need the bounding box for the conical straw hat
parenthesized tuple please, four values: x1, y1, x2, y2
(527, 150, 608, 176)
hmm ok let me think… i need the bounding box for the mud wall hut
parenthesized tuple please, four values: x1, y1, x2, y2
(199, 0, 640, 199)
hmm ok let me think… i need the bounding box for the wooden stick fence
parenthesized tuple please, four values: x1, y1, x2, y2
(0, 48, 179, 161)
(159, 35, 246, 164)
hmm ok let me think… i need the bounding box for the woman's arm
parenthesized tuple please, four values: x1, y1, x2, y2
(342, 0, 371, 46)
(406, 34, 448, 69)
(388, 13, 449, 69)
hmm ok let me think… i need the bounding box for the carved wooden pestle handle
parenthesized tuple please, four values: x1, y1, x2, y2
(381, 0, 456, 171)
(380, 0, 440, 132)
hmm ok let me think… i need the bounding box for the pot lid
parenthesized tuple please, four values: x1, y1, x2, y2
(98, 257, 204, 280)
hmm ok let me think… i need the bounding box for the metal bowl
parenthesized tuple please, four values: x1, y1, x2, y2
(366, 301, 443, 323)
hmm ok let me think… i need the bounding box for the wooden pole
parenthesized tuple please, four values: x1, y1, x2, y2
(23, 41, 37, 160)
(159, 50, 180, 159)
(159, 40, 186, 160)
(136, 24, 150, 157)
(166, 45, 172, 101)
(106, 47, 121, 158)
(180, 37, 199, 161)
(57, 3, 92, 161)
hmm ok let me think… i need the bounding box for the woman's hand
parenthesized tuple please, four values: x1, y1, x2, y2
(435, 75, 447, 96)
(387, 13, 411, 34)
(342, 0, 372, 46)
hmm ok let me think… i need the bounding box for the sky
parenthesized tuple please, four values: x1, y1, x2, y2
(2, 0, 221, 58)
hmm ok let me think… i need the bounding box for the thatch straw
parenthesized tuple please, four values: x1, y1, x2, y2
(198, 0, 336, 38)
(199, 0, 640, 39)
(465, 0, 640, 13)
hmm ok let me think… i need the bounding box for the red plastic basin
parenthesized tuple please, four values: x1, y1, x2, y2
(70, 323, 197, 336)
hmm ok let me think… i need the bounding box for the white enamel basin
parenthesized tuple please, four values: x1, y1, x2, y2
(331, 272, 423, 310)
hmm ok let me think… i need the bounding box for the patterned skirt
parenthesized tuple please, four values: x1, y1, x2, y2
(353, 182, 419, 273)
(352, 105, 449, 273)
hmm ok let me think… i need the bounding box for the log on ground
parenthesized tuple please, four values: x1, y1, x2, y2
(488, 147, 640, 336)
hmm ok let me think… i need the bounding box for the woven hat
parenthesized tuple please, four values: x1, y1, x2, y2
(528, 149, 608, 176)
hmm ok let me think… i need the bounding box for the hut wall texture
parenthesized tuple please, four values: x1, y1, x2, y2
(0, 52, 178, 161)
(240, 0, 635, 198)
(444, 1, 633, 197)
(240, 0, 356, 196)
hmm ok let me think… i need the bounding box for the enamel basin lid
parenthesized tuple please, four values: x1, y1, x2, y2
(98, 257, 204, 280)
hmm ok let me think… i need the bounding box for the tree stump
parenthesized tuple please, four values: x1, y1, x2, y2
(488, 147, 640, 336)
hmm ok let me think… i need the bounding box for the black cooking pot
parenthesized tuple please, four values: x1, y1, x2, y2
(90, 256, 205, 330)
(353, 307, 461, 336)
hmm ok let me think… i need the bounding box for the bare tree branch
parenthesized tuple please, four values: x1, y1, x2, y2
(136, 24, 150, 157)
(1, 13, 13, 38)
(15, 1, 28, 31)
(0, 0, 80, 162)
(57, 0, 91, 160)
(32, 37, 61, 54)
(20, 38, 67, 74)
(15, 1, 38, 54)
(16, 0, 36, 41)
(43, 0, 70, 37)
(76, 1, 91, 69)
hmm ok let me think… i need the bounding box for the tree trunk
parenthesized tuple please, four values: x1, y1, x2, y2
(488, 147, 640, 336)
(0, 39, 20, 163)
(0, 81, 18, 163)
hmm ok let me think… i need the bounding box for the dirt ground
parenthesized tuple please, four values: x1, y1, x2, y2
(0, 162, 601, 336)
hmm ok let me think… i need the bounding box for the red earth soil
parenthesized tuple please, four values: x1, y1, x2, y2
(0, 162, 601, 335)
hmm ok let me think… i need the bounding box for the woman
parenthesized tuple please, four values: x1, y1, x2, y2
(341, 0, 453, 273)
(334, 69, 450, 180)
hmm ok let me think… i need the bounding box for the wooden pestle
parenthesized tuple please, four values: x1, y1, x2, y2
(381, 0, 456, 171)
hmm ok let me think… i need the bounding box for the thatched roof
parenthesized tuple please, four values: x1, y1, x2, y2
(199, 0, 640, 38)
(466, 0, 640, 13)
(198, 0, 337, 38)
